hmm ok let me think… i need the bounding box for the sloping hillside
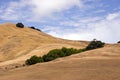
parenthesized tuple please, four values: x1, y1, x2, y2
(0, 23, 88, 65)
(0, 44, 120, 80)
(0, 23, 120, 80)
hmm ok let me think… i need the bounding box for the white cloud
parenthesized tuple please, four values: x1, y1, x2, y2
(106, 12, 120, 20)
(43, 12, 120, 43)
(0, 2, 18, 20)
(30, 0, 82, 18)
(0, 0, 30, 20)
(0, 0, 82, 20)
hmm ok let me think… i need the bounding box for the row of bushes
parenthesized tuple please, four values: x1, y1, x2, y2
(26, 47, 85, 65)
(26, 40, 105, 65)
(42, 48, 85, 62)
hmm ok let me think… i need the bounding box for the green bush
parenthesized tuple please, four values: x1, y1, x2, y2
(86, 39, 105, 50)
(26, 47, 87, 65)
(61, 47, 79, 56)
(26, 55, 43, 65)
(77, 48, 86, 53)
(43, 49, 65, 62)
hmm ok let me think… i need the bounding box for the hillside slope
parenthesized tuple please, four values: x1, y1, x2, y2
(0, 44, 120, 80)
(0, 23, 88, 64)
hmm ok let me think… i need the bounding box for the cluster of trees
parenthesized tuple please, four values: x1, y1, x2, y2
(86, 39, 105, 50)
(26, 39, 105, 65)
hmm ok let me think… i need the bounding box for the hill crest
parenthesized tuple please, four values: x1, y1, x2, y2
(0, 23, 87, 63)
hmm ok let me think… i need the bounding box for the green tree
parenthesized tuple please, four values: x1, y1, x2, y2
(16, 23, 24, 28)
(86, 39, 105, 50)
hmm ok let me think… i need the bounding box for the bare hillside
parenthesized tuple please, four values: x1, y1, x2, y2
(0, 44, 120, 80)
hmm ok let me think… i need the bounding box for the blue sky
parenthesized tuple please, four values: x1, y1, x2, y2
(0, 0, 120, 43)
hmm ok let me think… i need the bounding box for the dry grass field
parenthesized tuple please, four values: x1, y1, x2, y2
(0, 23, 120, 80)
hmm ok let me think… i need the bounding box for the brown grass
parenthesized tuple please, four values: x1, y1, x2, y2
(0, 44, 120, 80)
(0, 23, 120, 80)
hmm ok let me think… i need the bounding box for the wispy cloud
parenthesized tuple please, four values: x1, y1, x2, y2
(0, 0, 83, 21)
(106, 12, 120, 20)
(43, 11, 120, 43)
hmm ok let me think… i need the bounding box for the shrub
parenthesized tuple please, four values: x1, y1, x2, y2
(15, 66, 18, 68)
(61, 47, 78, 56)
(36, 28, 41, 32)
(43, 54, 57, 62)
(26, 55, 43, 65)
(29, 26, 41, 32)
(117, 41, 120, 43)
(49, 49, 65, 57)
(86, 39, 105, 50)
(65, 48, 77, 56)
(16, 23, 24, 28)
(42, 47, 82, 62)
(77, 48, 86, 53)
(30, 26, 36, 29)
(43, 49, 65, 62)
